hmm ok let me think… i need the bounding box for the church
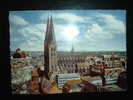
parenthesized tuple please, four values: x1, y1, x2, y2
(43, 15, 125, 83)
(43, 15, 90, 80)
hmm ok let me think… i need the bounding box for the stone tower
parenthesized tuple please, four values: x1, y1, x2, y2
(71, 43, 74, 52)
(44, 15, 57, 79)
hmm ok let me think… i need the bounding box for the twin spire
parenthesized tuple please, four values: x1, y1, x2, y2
(44, 13, 75, 52)
(44, 14, 56, 46)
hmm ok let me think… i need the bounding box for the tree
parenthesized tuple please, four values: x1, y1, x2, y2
(13, 48, 22, 58)
(21, 51, 27, 58)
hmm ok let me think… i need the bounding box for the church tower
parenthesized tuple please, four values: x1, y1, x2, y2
(71, 43, 74, 52)
(44, 15, 57, 79)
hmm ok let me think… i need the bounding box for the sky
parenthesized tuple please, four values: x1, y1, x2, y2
(9, 10, 126, 51)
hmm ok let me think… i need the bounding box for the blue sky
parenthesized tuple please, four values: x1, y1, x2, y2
(9, 10, 126, 51)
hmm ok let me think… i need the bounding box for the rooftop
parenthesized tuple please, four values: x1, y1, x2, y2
(58, 73, 80, 78)
(103, 84, 126, 92)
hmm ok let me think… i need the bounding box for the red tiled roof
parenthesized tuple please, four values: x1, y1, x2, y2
(81, 81, 97, 92)
(32, 69, 39, 77)
(31, 81, 39, 90)
(95, 65, 112, 69)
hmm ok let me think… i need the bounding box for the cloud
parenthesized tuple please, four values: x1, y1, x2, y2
(18, 23, 46, 38)
(17, 40, 43, 51)
(97, 14, 126, 34)
(73, 13, 126, 51)
(73, 37, 126, 51)
(40, 12, 86, 25)
(15, 23, 46, 51)
(10, 11, 126, 51)
(54, 24, 68, 41)
(54, 13, 86, 23)
(10, 14, 46, 51)
(9, 15, 29, 25)
(85, 14, 126, 42)
(85, 23, 113, 42)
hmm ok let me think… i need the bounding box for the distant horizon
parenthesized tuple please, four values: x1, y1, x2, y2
(10, 50, 126, 52)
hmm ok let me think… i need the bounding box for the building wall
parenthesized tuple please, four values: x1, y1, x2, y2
(56, 73, 80, 88)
